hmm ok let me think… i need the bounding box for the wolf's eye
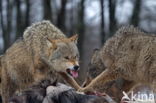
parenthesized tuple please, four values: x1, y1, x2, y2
(65, 56, 69, 60)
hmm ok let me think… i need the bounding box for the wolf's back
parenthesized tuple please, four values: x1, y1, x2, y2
(23, 20, 65, 39)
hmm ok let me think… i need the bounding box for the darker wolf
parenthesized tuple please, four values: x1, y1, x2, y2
(1, 21, 81, 103)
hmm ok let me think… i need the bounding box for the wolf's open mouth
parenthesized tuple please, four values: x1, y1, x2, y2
(66, 69, 78, 78)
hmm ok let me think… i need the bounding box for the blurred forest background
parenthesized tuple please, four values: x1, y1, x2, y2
(0, 0, 156, 81)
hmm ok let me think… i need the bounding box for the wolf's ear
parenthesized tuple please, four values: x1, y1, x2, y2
(93, 48, 99, 54)
(46, 38, 57, 50)
(69, 34, 78, 44)
(91, 48, 100, 58)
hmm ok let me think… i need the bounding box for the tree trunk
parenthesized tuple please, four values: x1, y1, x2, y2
(100, 0, 105, 45)
(25, 0, 30, 27)
(0, 0, 13, 51)
(0, 0, 7, 52)
(57, 0, 67, 33)
(0, 0, 5, 35)
(77, 0, 85, 57)
(15, 0, 23, 39)
(43, 0, 52, 21)
(76, 0, 86, 83)
(69, 0, 74, 36)
(130, 0, 141, 26)
(109, 0, 117, 37)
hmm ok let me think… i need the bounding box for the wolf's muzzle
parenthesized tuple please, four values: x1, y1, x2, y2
(73, 65, 79, 71)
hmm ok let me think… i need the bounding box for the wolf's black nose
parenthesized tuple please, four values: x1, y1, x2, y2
(74, 65, 79, 71)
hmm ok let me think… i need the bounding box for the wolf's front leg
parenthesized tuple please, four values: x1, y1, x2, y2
(59, 72, 81, 90)
(1, 69, 16, 103)
(78, 69, 118, 93)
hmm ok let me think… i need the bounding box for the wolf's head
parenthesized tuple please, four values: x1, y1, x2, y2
(82, 49, 105, 87)
(46, 35, 79, 78)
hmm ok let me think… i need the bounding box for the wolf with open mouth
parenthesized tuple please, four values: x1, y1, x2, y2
(1, 20, 82, 103)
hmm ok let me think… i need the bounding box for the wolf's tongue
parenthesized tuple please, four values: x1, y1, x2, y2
(70, 70, 78, 78)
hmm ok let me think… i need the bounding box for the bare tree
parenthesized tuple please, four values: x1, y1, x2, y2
(43, 0, 52, 21)
(77, 0, 85, 57)
(130, 0, 142, 26)
(100, 0, 105, 45)
(76, 0, 86, 82)
(0, 0, 13, 51)
(25, 0, 30, 27)
(15, 0, 23, 39)
(69, 0, 74, 36)
(57, 0, 67, 33)
(109, 0, 117, 37)
(0, 0, 7, 51)
(0, 0, 5, 36)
